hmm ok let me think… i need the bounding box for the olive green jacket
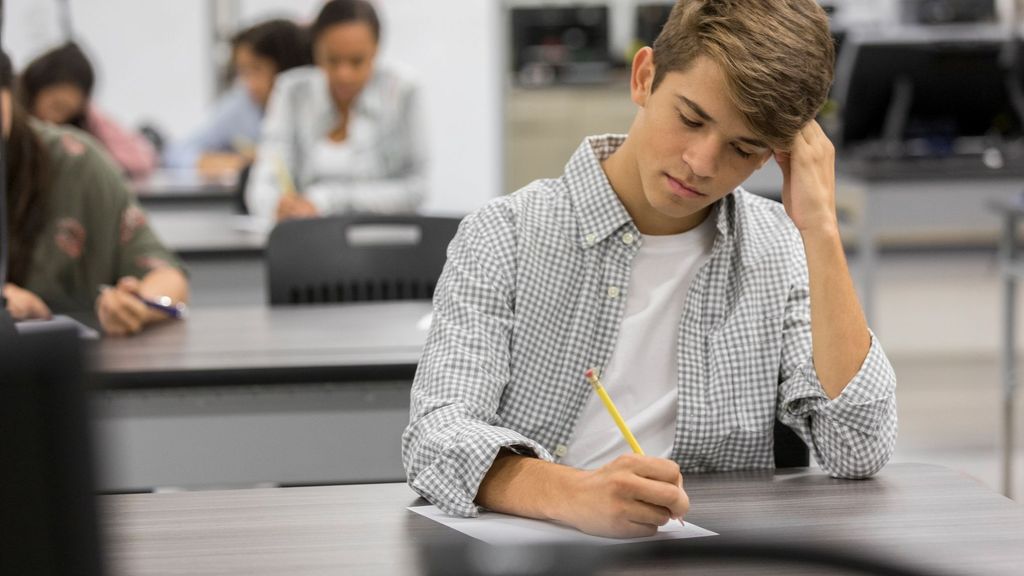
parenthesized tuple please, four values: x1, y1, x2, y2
(23, 120, 183, 314)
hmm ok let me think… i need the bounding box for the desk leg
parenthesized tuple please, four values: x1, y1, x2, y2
(1002, 213, 1018, 499)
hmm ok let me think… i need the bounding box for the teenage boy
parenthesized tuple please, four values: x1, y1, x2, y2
(403, 0, 896, 538)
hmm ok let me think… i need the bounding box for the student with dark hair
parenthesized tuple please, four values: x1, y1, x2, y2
(19, 42, 158, 178)
(245, 0, 425, 221)
(163, 19, 311, 175)
(2, 50, 189, 336)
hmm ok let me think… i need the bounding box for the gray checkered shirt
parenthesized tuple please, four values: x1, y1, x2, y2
(403, 135, 898, 518)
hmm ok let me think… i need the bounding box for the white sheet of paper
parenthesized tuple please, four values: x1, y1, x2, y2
(408, 505, 717, 545)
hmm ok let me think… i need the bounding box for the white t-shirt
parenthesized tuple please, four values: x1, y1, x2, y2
(560, 212, 717, 469)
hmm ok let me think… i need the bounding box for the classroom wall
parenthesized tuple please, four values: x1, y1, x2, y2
(3, 0, 503, 215)
(4, 0, 214, 152)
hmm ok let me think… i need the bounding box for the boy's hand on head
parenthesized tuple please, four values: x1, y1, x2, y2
(775, 120, 838, 235)
(559, 453, 689, 539)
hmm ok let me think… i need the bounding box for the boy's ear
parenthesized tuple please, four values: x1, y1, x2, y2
(631, 47, 655, 108)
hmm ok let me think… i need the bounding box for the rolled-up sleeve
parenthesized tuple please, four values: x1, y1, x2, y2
(401, 205, 552, 517)
(776, 256, 898, 479)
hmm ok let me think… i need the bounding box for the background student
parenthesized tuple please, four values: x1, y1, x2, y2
(2, 50, 188, 337)
(244, 0, 426, 221)
(163, 18, 311, 177)
(18, 42, 158, 178)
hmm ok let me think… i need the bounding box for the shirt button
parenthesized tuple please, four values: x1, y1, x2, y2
(554, 444, 568, 458)
(607, 286, 620, 299)
(622, 232, 635, 245)
(584, 233, 597, 245)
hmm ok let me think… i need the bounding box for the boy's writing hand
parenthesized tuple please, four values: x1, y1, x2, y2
(557, 453, 689, 538)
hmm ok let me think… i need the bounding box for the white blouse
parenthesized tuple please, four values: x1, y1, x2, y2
(245, 63, 427, 218)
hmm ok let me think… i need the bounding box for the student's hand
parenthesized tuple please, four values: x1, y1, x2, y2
(197, 152, 249, 178)
(774, 120, 838, 235)
(276, 195, 319, 221)
(3, 283, 52, 321)
(95, 277, 161, 337)
(560, 453, 689, 538)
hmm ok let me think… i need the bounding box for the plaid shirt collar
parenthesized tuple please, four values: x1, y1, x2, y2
(565, 134, 775, 269)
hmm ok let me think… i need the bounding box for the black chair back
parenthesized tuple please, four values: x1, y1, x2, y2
(266, 215, 462, 305)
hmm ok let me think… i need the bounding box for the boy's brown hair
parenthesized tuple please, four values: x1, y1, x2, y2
(652, 0, 834, 150)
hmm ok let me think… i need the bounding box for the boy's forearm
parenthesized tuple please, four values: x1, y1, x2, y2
(475, 450, 580, 523)
(801, 224, 870, 399)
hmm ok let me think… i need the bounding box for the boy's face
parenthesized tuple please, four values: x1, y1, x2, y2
(629, 50, 773, 229)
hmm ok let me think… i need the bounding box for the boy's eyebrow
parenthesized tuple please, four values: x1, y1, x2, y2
(678, 94, 770, 149)
(679, 95, 714, 122)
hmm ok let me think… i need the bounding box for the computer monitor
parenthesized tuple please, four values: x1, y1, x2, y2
(0, 326, 105, 576)
(635, 3, 674, 49)
(899, 0, 997, 25)
(510, 5, 611, 86)
(834, 33, 1024, 157)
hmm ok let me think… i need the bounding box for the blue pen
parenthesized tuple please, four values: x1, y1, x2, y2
(98, 284, 188, 319)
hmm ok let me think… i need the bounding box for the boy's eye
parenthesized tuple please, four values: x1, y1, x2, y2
(678, 113, 702, 128)
(677, 111, 757, 159)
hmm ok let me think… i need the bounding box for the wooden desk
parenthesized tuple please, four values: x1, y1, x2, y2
(90, 302, 429, 388)
(132, 169, 238, 207)
(89, 303, 433, 490)
(147, 210, 268, 258)
(102, 464, 1024, 576)
(146, 209, 270, 305)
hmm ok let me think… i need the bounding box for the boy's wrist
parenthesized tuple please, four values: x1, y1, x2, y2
(798, 219, 842, 244)
(546, 464, 588, 525)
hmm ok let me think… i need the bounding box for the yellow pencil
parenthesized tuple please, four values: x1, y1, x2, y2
(273, 152, 298, 198)
(585, 367, 686, 526)
(584, 368, 644, 455)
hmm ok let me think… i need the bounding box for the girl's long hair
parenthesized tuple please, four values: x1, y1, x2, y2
(3, 51, 52, 286)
